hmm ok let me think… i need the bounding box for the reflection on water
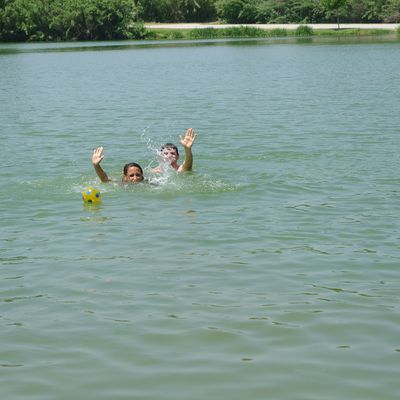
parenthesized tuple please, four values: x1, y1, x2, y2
(1, 34, 399, 55)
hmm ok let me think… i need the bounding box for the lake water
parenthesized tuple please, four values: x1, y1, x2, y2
(1, 35, 400, 399)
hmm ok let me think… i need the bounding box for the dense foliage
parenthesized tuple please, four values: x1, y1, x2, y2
(0, 0, 145, 41)
(134, 0, 400, 24)
(1, 0, 399, 42)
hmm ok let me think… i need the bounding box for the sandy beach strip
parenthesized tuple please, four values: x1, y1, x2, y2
(145, 23, 399, 31)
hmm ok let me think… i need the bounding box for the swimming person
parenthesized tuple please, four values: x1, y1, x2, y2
(152, 128, 197, 173)
(92, 146, 144, 183)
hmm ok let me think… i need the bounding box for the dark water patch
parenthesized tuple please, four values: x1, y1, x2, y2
(1, 364, 24, 368)
(3, 294, 46, 302)
(0, 256, 29, 265)
(2, 275, 24, 280)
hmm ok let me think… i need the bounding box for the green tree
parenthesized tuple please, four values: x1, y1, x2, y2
(255, 0, 324, 24)
(51, 0, 136, 40)
(239, 1, 258, 22)
(215, 0, 245, 23)
(135, 0, 216, 22)
(320, 0, 349, 28)
(291, 0, 325, 23)
(0, 0, 140, 41)
(342, 0, 387, 22)
(381, 0, 400, 22)
(0, 0, 54, 41)
(183, 0, 217, 22)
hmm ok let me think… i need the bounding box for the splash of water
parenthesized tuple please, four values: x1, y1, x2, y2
(139, 126, 177, 185)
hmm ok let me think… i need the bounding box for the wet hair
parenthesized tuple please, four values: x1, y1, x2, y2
(161, 143, 179, 156)
(123, 162, 144, 180)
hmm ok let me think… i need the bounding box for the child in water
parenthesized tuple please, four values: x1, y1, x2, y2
(152, 128, 197, 173)
(92, 146, 144, 183)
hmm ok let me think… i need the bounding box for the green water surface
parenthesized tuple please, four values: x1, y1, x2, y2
(1, 37, 400, 400)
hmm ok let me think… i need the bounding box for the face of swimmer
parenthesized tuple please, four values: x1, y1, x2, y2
(123, 165, 144, 183)
(161, 146, 179, 163)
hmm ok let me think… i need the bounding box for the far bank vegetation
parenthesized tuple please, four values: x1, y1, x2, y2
(1, 0, 399, 42)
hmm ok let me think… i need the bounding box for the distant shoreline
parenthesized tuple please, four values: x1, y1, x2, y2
(145, 23, 400, 31)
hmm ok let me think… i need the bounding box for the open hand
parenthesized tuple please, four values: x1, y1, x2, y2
(179, 128, 197, 149)
(92, 146, 105, 166)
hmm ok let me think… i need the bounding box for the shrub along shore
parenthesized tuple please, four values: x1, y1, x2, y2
(146, 23, 399, 30)
(144, 23, 399, 40)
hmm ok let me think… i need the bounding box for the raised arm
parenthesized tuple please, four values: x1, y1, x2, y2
(92, 146, 111, 182)
(178, 128, 197, 172)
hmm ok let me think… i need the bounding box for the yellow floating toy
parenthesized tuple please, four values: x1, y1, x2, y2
(82, 187, 101, 203)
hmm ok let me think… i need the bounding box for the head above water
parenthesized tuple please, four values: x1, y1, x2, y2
(123, 162, 144, 183)
(160, 143, 179, 162)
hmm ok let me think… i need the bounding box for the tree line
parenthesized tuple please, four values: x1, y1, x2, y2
(137, 0, 400, 24)
(1, 0, 399, 42)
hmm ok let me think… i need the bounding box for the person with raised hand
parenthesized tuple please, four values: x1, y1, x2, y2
(152, 128, 197, 173)
(92, 146, 144, 184)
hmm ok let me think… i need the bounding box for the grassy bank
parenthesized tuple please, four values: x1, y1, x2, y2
(145, 25, 397, 41)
